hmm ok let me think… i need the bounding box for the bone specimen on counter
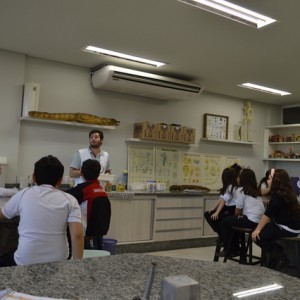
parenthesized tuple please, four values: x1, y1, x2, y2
(28, 111, 120, 126)
(169, 185, 210, 191)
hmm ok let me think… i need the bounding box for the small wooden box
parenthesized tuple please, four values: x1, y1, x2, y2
(170, 125, 184, 143)
(157, 124, 171, 141)
(133, 122, 157, 140)
(182, 127, 196, 144)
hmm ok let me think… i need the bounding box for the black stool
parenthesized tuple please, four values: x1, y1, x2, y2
(224, 227, 263, 265)
(279, 236, 300, 277)
(213, 239, 223, 262)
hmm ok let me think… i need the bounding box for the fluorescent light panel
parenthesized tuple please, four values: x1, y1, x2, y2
(239, 83, 291, 96)
(83, 46, 165, 67)
(233, 283, 283, 298)
(177, 0, 276, 28)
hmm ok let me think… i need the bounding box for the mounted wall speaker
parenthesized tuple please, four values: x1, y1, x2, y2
(21, 82, 40, 117)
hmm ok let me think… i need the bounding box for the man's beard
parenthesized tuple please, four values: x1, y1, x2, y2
(90, 142, 100, 149)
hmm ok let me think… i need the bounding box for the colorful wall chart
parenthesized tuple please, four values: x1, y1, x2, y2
(181, 152, 202, 185)
(127, 144, 240, 191)
(155, 148, 179, 187)
(202, 154, 222, 190)
(128, 145, 154, 185)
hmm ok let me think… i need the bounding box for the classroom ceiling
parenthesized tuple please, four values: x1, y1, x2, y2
(1, 0, 299, 106)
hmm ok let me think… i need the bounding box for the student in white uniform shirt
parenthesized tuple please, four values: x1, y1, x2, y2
(0, 155, 84, 267)
(219, 168, 265, 257)
(204, 167, 239, 243)
(69, 129, 111, 186)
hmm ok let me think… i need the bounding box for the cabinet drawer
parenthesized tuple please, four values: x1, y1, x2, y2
(156, 207, 203, 219)
(154, 229, 201, 241)
(155, 218, 202, 231)
(156, 197, 203, 208)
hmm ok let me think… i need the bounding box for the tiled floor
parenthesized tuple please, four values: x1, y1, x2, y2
(145, 245, 300, 277)
(145, 245, 261, 262)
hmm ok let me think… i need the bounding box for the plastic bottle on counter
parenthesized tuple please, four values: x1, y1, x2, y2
(146, 180, 157, 193)
(123, 170, 128, 190)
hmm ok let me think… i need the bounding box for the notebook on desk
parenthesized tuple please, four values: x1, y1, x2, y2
(0, 289, 71, 300)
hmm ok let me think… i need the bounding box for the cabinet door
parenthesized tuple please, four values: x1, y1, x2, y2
(203, 195, 220, 237)
(106, 197, 155, 243)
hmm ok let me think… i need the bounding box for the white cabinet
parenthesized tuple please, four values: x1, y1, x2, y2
(153, 196, 203, 241)
(264, 124, 300, 165)
(106, 196, 155, 243)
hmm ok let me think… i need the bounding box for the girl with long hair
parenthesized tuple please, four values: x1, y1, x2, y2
(204, 167, 239, 242)
(252, 169, 300, 270)
(219, 168, 265, 257)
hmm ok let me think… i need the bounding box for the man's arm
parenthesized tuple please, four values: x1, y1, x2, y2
(0, 209, 7, 220)
(69, 151, 81, 178)
(69, 167, 81, 178)
(68, 222, 84, 259)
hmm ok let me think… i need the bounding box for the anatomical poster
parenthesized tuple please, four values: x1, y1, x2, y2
(181, 152, 202, 185)
(155, 147, 180, 187)
(202, 154, 222, 190)
(128, 145, 155, 185)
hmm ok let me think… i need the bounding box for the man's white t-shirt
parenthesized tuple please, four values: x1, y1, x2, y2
(70, 148, 110, 185)
(2, 185, 82, 265)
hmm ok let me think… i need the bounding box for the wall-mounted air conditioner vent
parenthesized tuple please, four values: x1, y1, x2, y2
(91, 65, 204, 100)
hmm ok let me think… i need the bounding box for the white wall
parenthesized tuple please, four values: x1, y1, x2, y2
(0, 52, 283, 183)
(0, 49, 25, 182)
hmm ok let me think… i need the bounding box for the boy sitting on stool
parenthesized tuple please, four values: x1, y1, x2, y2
(67, 159, 111, 249)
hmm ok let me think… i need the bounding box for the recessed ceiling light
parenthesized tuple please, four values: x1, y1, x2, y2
(239, 83, 291, 96)
(233, 283, 283, 298)
(82, 46, 165, 67)
(177, 0, 276, 29)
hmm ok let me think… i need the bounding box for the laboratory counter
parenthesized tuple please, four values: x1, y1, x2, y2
(0, 253, 298, 300)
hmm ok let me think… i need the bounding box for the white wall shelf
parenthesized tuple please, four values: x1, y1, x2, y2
(263, 158, 300, 162)
(264, 124, 300, 168)
(200, 137, 256, 145)
(266, 124, 300, 129)
(20, 117, 116, 130)
(126, 138, 196, 147)
(269, 142, 300, 145)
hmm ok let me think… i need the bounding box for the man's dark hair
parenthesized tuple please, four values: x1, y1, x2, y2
(89, 129, 103, 140)
(34, 155, 64, 186)
(81, 159, 101, 180)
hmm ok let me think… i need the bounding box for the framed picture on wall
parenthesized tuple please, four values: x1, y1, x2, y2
(203, 113, 229, 139)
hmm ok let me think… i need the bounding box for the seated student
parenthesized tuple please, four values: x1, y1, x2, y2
(230, 163, 242, 175)
(66, 159, 111, 250)
(0, 155, 83, 267)
(204, 167, 238, 243)
(219, 168, 265, 257)
(252, 169, 300, 270)
(258, 169, 271, 205)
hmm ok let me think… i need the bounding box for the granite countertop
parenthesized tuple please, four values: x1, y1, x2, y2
(108, 190, 212, 199)
(0, 253, 299, 300)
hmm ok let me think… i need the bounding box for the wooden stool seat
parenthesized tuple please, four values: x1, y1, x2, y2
(224, 227, 263, 265)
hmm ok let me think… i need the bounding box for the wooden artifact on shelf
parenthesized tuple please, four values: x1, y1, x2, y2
(28, 111, 120, 126)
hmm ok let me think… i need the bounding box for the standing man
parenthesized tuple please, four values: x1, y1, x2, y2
(69, 129, 111, 186)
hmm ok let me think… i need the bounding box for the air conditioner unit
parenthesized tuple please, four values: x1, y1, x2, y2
(91, 65, 204, 101)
